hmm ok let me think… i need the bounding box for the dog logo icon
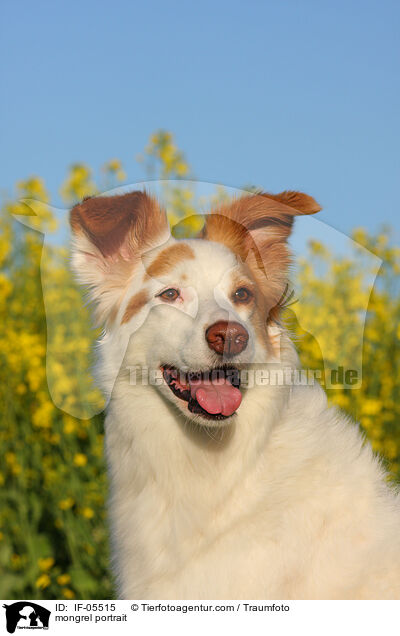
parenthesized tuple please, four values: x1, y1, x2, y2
(3, 602, 51, 633)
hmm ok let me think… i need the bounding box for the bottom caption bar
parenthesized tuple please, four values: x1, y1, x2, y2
(1, 599, 399, 634)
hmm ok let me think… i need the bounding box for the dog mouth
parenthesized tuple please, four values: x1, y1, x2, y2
(161, 365, 242, 421)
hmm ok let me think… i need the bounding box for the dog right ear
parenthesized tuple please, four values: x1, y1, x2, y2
(70, 190, 169, 323)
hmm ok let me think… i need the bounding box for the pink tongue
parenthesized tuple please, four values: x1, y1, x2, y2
(190, 377, 242, 416)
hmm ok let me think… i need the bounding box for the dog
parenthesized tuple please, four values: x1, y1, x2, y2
(70, 189, 400, 599)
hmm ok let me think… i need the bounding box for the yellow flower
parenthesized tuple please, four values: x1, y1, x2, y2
(38, 557, 54, 571)
(57, 574, 71, 585)
(36, 574, 51, 589)
(352, 227, 368, 246)
(32, 401, 55, 429)
(362, 399, 382, 416)
(60, 163, 97, 203)
(58, 497, 74, 510)
(176, 161, 188, 176)
(104, 158, 122, 173)
(73, 453, 87, 467)
(62, 588, 75, 599)
(81, 507, 94, 519)
(63, 417, 77, 434)
(384, 440, 398, 460)
(330, 393, 350, 410)
(371, 440, 383, 453)
(5, 452, 16, 465)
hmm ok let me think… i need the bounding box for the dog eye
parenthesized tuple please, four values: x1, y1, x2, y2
(233, 287, 253, 303)
(157, 288, 180, 302)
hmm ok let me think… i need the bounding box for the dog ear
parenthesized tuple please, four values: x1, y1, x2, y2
(70, 190, 168, 259)
(70, 190, 169, 323)
(262, 190, 321, 216)
(203, 190, 321, 319)
(203, 190, 321, 251)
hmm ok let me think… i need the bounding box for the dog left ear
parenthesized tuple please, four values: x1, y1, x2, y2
(203, 190, 321, 251)
(203, 190, 321, 259)
(203, 190, 321, 318)
(262, 190, 321, 217)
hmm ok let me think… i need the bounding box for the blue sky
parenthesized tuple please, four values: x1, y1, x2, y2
(1, 0, 399, 243)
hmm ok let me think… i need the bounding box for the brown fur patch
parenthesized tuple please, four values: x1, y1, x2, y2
(121, 290, 148, 324)
(203, 191, 321, 259)
(144, 243, 195, 280)
(70, 190, 168, 258)
(203, 191, 321, 324)
(262, 190, 321, 215)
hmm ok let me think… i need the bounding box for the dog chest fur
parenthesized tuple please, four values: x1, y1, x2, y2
(105, 378, 400, 599)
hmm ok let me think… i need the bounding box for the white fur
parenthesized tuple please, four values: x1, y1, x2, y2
(77, 236, 400, 600)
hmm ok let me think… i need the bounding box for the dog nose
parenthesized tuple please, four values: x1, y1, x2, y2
(205, 320, 249, 356)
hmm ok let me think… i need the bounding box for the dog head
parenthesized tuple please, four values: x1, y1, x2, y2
(70, 189, 321, 425)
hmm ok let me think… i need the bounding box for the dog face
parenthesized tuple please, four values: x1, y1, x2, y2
(120, 236, 268, 423)
(70, 189, 320, 424)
